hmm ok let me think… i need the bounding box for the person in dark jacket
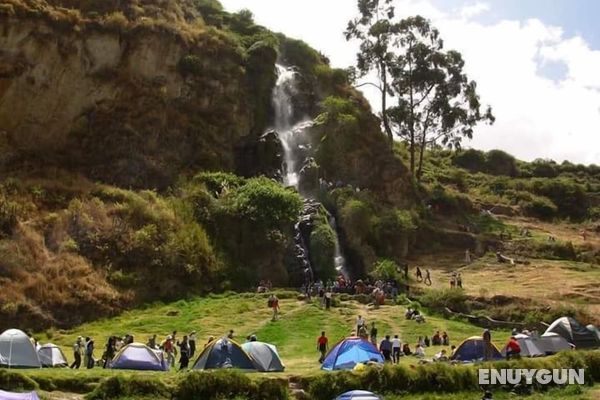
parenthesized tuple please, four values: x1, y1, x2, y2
(103, 336, 116, 368)
(178, 335, 191, 371)
(86, 339, 95, 369)
(379, 335, 392, 361)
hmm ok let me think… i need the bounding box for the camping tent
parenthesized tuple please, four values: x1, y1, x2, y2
(111, 343, 167, 371)
(192, 338, 257, 371)
(450, 336, 502, 362)
(321, 337, 384, 371)
(0, 391, 40, 400)
(540, 332, 573, 354)
(241, 341, 284, 372)
(587, 325, 600, 342)
(544, 317, 600, 349)
(335, 390, 382, 400)
(0, 329, 41, 368)
(37, 344, 68, 368)
(500, 334, 545, 358)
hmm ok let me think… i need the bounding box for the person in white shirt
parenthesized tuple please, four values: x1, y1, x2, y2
(433, 349, 448, 362)
(414, 344, 425, 358)
(391, 335, 402, 364)
(356, 315, 366, 335)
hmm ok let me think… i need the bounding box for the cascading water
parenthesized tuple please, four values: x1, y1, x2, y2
(271, 64, 347, 280)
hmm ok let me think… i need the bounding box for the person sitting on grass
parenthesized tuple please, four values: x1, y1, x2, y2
(506, 336, 521, 360)
(402, 343, 412, 356)
(432, 331, 441, 346)
(433, 349, 448, 362)
(414, 344, 425, 358)
(442, 331, 450, 346)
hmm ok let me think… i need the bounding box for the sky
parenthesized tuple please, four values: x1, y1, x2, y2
(220, 0, 600, 165)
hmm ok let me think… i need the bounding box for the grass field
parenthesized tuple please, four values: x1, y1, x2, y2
(35, 292, 510, 375)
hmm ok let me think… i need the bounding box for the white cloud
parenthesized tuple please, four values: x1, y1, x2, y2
(220, 0, 600, 165)
(458, 2, 491, 19)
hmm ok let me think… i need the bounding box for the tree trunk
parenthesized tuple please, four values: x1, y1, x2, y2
(416, 133, 428, 182)
(380, 64, 394, 149)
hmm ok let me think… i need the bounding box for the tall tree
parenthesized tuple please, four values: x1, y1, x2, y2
(347, 3, 494, 180)
(345, 0, 397, 147)
(387, 17, 494, 180)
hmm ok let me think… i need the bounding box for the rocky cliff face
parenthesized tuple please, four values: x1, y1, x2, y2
(0, 1, 258, 188)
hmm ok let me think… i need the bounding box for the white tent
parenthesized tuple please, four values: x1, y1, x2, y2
(241, 341, 285, 372)
(501, 334, 545, 358)
(540, 332, 573, 354)
(37, 344, 68, 368)
(0, 329, 41, 368)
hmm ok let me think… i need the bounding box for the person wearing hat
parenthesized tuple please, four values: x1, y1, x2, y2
(189, 331, 197, 358)
(70, 336, 83, 369)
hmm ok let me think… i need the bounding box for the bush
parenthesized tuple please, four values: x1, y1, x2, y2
(452, 148, 487, 172)
(0, 195, 19, 237)
(174, 370, 288, 400)
(419, 288, 470, 313)
(87, 375, 170, 400)
(520, 195, 558, 220)
(310, 219, 337, 281)
(485, 149, 518, 176)
(0, 370, 38, 391)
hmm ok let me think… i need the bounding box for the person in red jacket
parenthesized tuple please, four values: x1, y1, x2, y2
(506, 336, 521, 360)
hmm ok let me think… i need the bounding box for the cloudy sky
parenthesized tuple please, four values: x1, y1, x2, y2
(220, 0, 600, 165)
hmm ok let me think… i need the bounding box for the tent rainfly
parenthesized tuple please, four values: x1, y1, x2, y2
(335, 390, 383, 400)
(0, 329, 41, 369)
(241, 341, 285, 372)
(450, 336, 503, 362)
(111, 343, 167, 371)
(540, 332, 573, 354)
(321, 337, 384, 371)
(0, 391, 40, 400)
(193, 338, 257, 371)
(37, 344, 68, 368)
(544, 317, 600, 349)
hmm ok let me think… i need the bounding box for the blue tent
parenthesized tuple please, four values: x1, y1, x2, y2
(335, 390, 382, 400)
(450, 336, 502, 363)
(192, 338, 257, 371)
(111, 343, 167, 371)
(322, 337, 384, 371)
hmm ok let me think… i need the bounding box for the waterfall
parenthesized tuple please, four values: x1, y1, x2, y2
(271, 64, 347, 280)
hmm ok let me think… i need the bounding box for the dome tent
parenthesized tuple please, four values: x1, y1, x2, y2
(111, 343, 167, 371)
(450, 336, 502, 362)
(0, 390, 40, 400)
(321, 337, 384, 371)
(37, 344, 68, 368)
(501, 334, 545, 358)
(540, 332, 572, 354)
(0, 329, 41, 368)
(241, 341, 285, 372)
(192, 338, 257, 371)
(545, 317, 600, 349)
(335, 390, 382, 400)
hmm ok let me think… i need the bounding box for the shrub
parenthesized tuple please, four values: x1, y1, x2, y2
(452, 148, 486, 172)
(0, 195, 19, 237)
(419, 288, 470, 313)
(520, 195, 558, 220)
(0, 370, 38, 391)
(88, 375, 170, 400)
(310, 219, 337, 281)
(485, 149, 518, 176)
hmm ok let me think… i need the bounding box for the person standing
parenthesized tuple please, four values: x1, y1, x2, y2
(163, 335, 176, 369)
(483, 329, 492, 361)
(189, 331, 197, 358)
(392, 335, 402, 364)
(86, 339, 95, 369)
(356, 315, 366, 335)
(324, 290, 332, 310)
(178, 335, 191, 371)
(103, 337, 116, 369)
(424, 269, 432, 286)
(416, 267, 423, 282)
(317, 331, 329, 363)
(465, 249, 472, 264)
(271, 294, 280, 321)
(70, 337, 83, 369)
(379, 335, 392, 362)
(457, 273, 463, 289)
(369, 322, 378, 346)
(147, 334, 158, 350)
